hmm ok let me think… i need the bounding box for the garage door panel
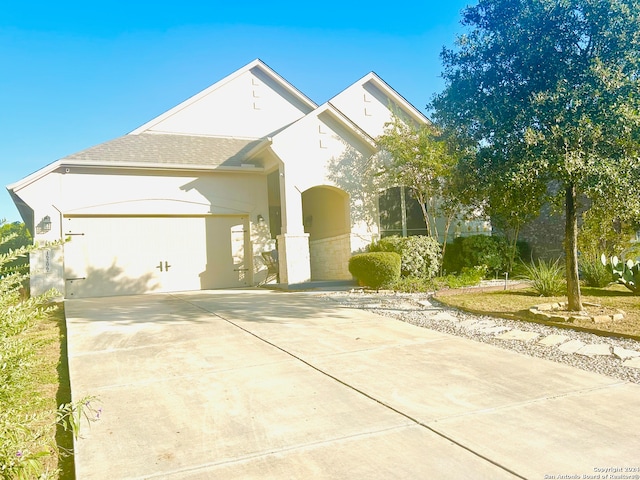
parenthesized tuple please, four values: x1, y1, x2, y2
(63, 216, 249, 298)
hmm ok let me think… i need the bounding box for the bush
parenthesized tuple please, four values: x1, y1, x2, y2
(349, 252, 401, 290)
(392, 266, 488, 293)
(443, 235, 511, 276)
(521, 258, 566, 296)
(580, 256, 613, 287)
(369, 235, 441, 279)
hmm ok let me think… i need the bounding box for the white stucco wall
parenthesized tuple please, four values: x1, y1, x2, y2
(140, 68, 313, 139)
(271, 107, 376, 233)
(14, 167, 272, 295)
(13, 168, 268, 221)
(29, 245, 64, 297)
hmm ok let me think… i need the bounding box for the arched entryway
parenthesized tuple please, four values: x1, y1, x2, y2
(301, 186, 351, 280)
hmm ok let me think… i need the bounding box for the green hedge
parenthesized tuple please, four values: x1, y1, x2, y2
(348, 252, 401, 290)
(443, 234, 511, 275)
(369, 235, 441, 279)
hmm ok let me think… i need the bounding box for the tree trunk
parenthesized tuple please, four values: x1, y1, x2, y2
(508, 223, 521, 272)
(565, 183, 583, 311)
(440, 212, 454, 275)
(415, 192, 432, 237)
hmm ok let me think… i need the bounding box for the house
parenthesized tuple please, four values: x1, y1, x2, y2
(7, 59, 436, 298)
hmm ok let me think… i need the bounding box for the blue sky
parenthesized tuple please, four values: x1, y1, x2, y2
(1, 0, 472, 223)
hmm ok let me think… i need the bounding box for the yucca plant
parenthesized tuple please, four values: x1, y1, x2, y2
(521, 258, 566, 296)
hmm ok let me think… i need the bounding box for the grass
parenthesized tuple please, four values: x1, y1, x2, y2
(435, 283, 640, 339)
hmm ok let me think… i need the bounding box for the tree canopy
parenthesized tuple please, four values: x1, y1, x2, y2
(432, 0, 640, 310)
(376, 113, 460, 241)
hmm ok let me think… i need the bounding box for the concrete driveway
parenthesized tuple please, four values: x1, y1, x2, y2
(65, 289, 640, 479)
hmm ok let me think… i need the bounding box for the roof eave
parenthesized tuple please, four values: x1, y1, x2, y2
(58, 160, 266, 174)
(364, 72, 431, 125)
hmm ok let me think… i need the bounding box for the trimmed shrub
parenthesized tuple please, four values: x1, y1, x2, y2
(369, 235, 441, 279)
(348, 252, 401, 290)
(521, 258, 566, 296)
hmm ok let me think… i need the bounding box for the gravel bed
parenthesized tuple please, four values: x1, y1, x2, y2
(325, 291, 640, 385)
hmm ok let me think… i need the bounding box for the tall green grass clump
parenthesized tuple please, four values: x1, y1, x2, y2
(580, 256, 613, 288)
(521, 258, 566, 296)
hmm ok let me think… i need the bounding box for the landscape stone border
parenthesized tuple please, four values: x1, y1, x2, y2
(529, 302, 625, 324)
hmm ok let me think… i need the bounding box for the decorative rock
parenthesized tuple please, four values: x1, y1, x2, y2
(538, 334, 571, 346)
(592, 315, 613, 324)
(529, 302, 625, 323)
(497, 330, 540, 342)
(557, 340, 586, 354)
(417, 300, 433, 308)
(535, 303, 556, 311)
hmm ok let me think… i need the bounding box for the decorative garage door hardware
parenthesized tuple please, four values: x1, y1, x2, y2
(155, 261, 172, 272)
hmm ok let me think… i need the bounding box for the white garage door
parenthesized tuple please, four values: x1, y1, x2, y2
(63, 215, 250, 298)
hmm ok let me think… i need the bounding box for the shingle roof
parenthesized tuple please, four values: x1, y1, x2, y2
(62, 133, 266, 169)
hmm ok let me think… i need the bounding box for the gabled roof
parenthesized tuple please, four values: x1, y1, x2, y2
(331, 71, 430, 126)
(315, 102, 378, 152)
(363, 72, 430, 124)
(130, 59, 318, 135)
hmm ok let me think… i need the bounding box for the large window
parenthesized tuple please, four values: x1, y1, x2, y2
(378, 187, 427, 238)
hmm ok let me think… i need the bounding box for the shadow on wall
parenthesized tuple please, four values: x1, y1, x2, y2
(325, 140, 383, 236)
(65, 263, 159, 299)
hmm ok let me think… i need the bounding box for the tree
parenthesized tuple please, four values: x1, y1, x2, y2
(432, 0, 640, 310)
(376, 113, 459, 240)
(578, 201, 640, 260)
(483, 170, 546, 271)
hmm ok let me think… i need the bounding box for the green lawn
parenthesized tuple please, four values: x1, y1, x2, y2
(435, 284, 640, 339)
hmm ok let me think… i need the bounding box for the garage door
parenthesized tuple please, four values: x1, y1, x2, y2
(63, 215, 250, 298)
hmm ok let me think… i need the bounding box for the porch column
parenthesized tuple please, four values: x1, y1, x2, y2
(277, 179, 311, 285)
(276, 233, 311, 284)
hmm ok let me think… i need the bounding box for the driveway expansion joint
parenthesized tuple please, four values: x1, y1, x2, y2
(184, 302, 528, 480)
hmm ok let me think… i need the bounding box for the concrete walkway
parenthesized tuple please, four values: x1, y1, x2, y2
(65, 290, 640, 479)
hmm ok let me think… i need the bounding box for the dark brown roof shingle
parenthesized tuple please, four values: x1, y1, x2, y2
(63, 133, 265, 169)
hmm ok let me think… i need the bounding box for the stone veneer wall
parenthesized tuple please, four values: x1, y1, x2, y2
(518, 207, 566, 260)
(309, 233, 352, 280)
